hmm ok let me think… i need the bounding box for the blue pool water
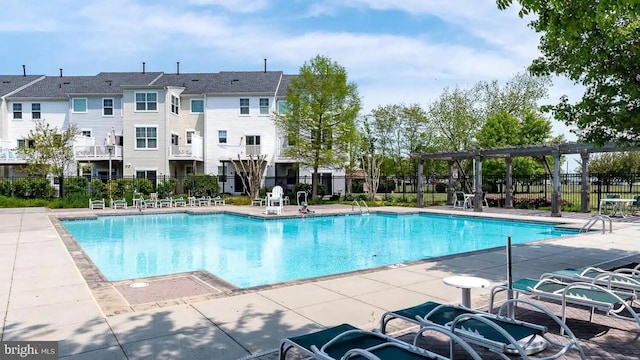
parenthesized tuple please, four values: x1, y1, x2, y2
(61, 213, 577, 288)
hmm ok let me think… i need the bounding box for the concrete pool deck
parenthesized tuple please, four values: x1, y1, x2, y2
(0, 205, 638, 359)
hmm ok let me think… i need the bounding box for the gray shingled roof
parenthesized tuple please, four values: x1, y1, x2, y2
(150, 73, 218, 95)
(4, 71, 295, 98)
(277, 74, 296, 97)
(210, 71, 283, 94)
(7, 72, 162, 98)
(0, 75, 44, 97)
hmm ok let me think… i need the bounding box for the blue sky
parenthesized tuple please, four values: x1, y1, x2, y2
(0, 0, 581, 142)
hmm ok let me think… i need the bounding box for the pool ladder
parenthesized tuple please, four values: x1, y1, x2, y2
(580, 215, 612, 234)
(352, 200, 370, 214)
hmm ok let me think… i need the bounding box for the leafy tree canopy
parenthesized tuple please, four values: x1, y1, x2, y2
(274, 54, 361, 198)
(18, 119, 78, 177)
(497, 0, 640, 145)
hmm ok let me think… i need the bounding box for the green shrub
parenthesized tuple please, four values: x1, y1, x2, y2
(89, 179, 105, 198)
(184, 174, 219, 197)
(133, 178, 154, 195)
(157, 178, 178, 198)
(0, 179, 12, 196)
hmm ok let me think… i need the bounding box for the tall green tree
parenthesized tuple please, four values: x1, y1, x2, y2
(17, 119, 79, 197)
(274, 55, 361, 199)
(476, 110, 553, 175)
(497, 1, 640, 145)
(429, 86, 482, 152)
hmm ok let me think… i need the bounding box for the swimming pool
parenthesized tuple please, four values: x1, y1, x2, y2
(61, 213, 577, 288)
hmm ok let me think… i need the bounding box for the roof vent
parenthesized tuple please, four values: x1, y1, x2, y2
(231, 79, 239, 84)
(63, 82, 71, 85)
(191, 79, 199, 82)
(2, 81, 10, 84)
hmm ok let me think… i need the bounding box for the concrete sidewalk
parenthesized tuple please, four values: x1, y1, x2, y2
(1, 206, 638, 359)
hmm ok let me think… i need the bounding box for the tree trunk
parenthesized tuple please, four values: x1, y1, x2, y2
(312, 167, 318, 200)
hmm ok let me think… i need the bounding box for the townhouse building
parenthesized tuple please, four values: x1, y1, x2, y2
(0, 69, 345, 196)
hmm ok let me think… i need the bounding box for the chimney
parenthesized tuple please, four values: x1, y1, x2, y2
(264, 58, 267, 73)
(176, 61, 180, 75)
(22, 65, 26, 76)
(59, 68, 63, 77)
(142, 62, 146, 74)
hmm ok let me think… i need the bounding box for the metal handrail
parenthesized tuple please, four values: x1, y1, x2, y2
(352, 200, 362, 213)
(580, 215, 612, 234)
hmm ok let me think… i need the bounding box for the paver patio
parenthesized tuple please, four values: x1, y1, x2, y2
(0, 205, 638, 359)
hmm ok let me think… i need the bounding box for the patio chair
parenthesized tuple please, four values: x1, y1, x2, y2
(453, 191, 468, 209)
(159, 198, 173, 208)
(601, 194, 621, 215)
(489, 278, 640, 332)
(541, 265, 640, 293)
(172, 197, 186, 207)
(110, 198, 127, 209)
(143, 195, 158, 208)
(280, 323, 482, 360)
(380, 299, 585, 359)
(213, 195, 225, 206)
(198, 196, 211, 206)
(269, 185, 285, 207)
(89, 198, 105, 210)
(630, 195, 640, 215)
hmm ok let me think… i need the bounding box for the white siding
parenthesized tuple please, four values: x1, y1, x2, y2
(7, 100, 68, 146)
(204, 95, 277, 175)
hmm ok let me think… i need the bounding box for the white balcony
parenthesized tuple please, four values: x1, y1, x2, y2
(0, 147, 26, 164)
(74, 145, 123, 161)
(169, 135, 203, 161)
(245, 145, 261, 156)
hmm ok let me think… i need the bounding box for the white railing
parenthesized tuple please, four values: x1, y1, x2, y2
(74, 145, 122, 159)
(245, 145, 261, 156)
(0, 147, 26, 161)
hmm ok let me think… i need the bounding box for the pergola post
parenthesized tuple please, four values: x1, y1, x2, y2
(551, 149, 562, 217)
(505, 157, 513, 208)
(580, 151, 590, 213)
(447, 161, 454, 205)
(471, 137, 484, 212)
(417, 159, 424, 208)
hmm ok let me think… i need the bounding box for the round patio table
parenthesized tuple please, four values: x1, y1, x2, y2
(443, 276, 490, 307)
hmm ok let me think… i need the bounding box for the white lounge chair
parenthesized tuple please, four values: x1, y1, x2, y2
(89, 198, 105, 209)
(159, 198, 173, 208)
(110, 198, 127, 209)
(173, 197, 186, 207)
(213, 195, 225, 206)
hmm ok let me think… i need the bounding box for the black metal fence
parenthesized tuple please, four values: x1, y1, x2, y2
(1, 173, 639, 211)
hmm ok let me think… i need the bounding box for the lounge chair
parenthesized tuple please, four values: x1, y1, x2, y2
(542, 265, 640, 293)
(89, 198, 105, 209)
(280, 323, 482, 360)
(110, 198, 127, 209)
(159, 198, 173, 208)
(453, 191, 471, 209)
(143, 196, 157, 208)
(489, 278, 640, 332)
(630, 195, 640, 215)
(198, 196, 211, 206)
(172, 197, 186, 207)
(381, 299, 585, 359)
(213, 195, 225, 206)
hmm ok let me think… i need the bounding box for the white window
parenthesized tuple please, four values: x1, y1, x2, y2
(31, 103, 41, 119)
(218, 130, 227, 144)
(186, 130, 195, 144)
(13, 103, 22, 119)
(191, 99, 204, 113)
(240, 98, 249, 115)
(259, 98, 269, 115)
(81, 130, 92, 137)
(277, 100, 289, 114)
(72, 98, 87, 113)
(135, 126, 158, 149)
(171, 95, 179, 115)
(17, 139, 34, 148)
(135, 92, 157, 111)
(103, 98, 114, 116)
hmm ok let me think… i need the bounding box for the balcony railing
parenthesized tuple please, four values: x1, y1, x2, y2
(245, 145, 261, 156)
(0, 148, 26, 163)
(169, 144, 203, 160)
(74, 145, 123, 160)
